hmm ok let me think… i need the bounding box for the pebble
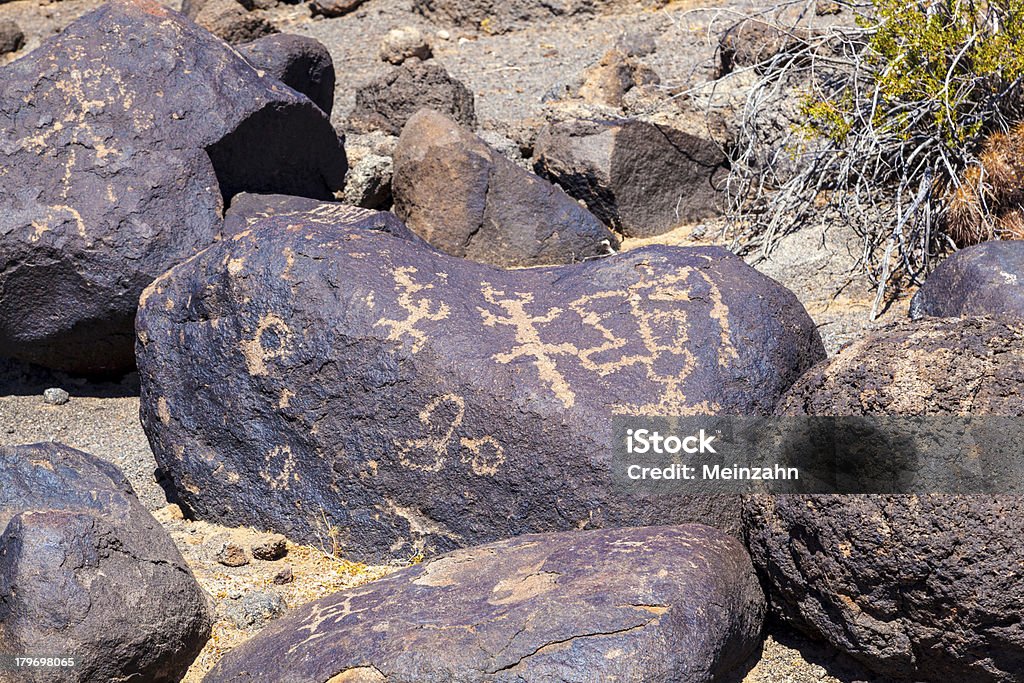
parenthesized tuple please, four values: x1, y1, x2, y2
(216, 541, 249, 567)
(42, 387, 70, 405)
(272, 564, 294, 585)
(250, 533, 288, 561)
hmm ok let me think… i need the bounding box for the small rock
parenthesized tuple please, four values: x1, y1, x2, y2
(436, 29, 450, 41)
(216, 541, 249, 567)
(154, 503, 185, 522)
(250, 532, 288, 561)
(379, 26, 432, 65)
(348, 60, 476, 135)
(272, 564, 294, 585)
(310, 0, 367, 18)
(342, 152, 393, 209)
(577, 48, 659, 108)
(42, 387, 70, 406)
(0, 20, 25, 55)
(392, 109, 618, 266)
(616, 30, 657, 57)
(225, 591, 287, 630)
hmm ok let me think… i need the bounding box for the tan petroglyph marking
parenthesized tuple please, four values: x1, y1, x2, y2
(622, 604, 669, 616)
(413, 550, 496, 587)
(374, 267, 450, 353)
(490, 570, 560, 605)
(278, 388, 294, 409)
(260, 445, 297, 490)
(281, 247, 296, 280)
(29, 459, 54, 471)
(326, 667, 388, 683)
(226, 257, 245, 275)
(458, 435, 505, 476)
(239, 312, 292, 376)
(479, 283, 579, 408)
(398, 394, 464, 472)
(289, 591, 376, 654)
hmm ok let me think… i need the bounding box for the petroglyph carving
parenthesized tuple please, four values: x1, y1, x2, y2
(478, 266, 739, 415)
(398, 394, 507, 475)
(374, 266, 450, 353)
(260, 444, 297, 490)
(240, 312, 293, 376)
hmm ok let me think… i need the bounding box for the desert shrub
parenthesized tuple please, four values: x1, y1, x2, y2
(725, 0, 1024, 313)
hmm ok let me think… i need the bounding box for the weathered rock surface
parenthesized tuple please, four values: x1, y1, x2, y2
(206, 526, 766, 683)
(747, 317, 1024, 681)
(412, 0, 664, 34)
(534, 118, 727, 237)
(0, 0, 346, 374)
(182, 0, 277, 44)
(393, 109, 619, 266)
(222, 193, 417, 241)
(0, 443, 211, 683)
(310, 0, 367, 18)
(379, 26, 432, 65)
(237, 33, 336, 114)
(910, 241, 1024, 320)
(577, 48, 659, 108)
(349, 60, 476, 135)
(718, 19, 812, 76)
(136, 207, 825, 561)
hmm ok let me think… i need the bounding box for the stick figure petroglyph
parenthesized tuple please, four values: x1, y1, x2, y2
(398, 394, 507, 475)
(375, 267, 450, 353)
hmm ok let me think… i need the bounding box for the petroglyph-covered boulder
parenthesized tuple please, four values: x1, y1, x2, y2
(910, 241, 1024, 320)
(0, 0, 346, 374)
(746, 317, 1024, 681)
(392, 109, 619, 267)
(237, 33, 336, 115)
(533, 119, 727, 238)
(206, 526, 766, 682)
(0, 443, 211, 682)
(136, 207, 824, 561)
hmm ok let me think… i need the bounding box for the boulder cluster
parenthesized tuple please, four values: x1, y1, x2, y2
(1, 1, 1023, 681)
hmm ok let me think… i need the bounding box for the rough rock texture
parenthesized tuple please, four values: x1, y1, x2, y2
(910, 241, 1024, 320)
(237, 33, 336, 115)
(534, 118, 727, 237)
(747, 317, 1024, 681)
(206, 526, 766, 683)
(393, 109, 619, 266)
(0, 443, 211, 683)
(181, 0, 277, 44)
(718, 20, 812, 76)
(0, 0, 346, 374)
(412, 0, 664, 34)
(577, 48, 659, 108)
(348, 60, 476, 135)
(343, 152, 393, 209)
(0, 19, 23, 55)
(136, 207, 825, 561)
(221, 193, 417, 241)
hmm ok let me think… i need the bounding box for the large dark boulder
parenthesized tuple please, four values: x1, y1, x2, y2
(349, 61, 476, 135)
(0, 0, 346, 374)
(392, 109, 619, 266)
(237, 33, 336, 115)
(534, 119, 727, 238)
(0, 443, 211, 683)
(745, 317, 1024, 681)
(136, 206, 825, 562)
(206, 526, 766, 682)
(910, 241, 1024, 320)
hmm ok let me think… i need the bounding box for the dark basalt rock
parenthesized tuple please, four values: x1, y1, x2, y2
(136, 207, 825, 562)
(181, 0, 277, 44)
(413, 0, 613, 34)
(746, 317, 1024, 682)
(349, 61, 476, 135)
(0, 0, 346, 374)
(237, 33, 336, 115)
(910, 241, 1024, 320)
(0, 443, 211, 683)
(534, 118, 727, 238)
(0, 20, 24, 55)
(206, 526, 766, 683)
(392, 109, 619, 267)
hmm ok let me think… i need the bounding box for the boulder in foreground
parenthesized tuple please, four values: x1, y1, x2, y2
(136, 207, 825, 561)
(910, 241, 1024, 320)
(0, 0, 346, 374)
(207, 526, 766, 682)
(393, 109, 618, 266)
(0, 443, 211, 683)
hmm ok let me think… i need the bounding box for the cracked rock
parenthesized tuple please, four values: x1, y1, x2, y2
(0, 443, 212, 683)
(533, 118, 728, 238)
(206, 525, 765, 682)
(0, 0, 346, 374)
(135, 205, 824, 561)
(392, 109, 619, 266)
(746, 316, 1024, 681)
(910, 241, 1024, 320)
